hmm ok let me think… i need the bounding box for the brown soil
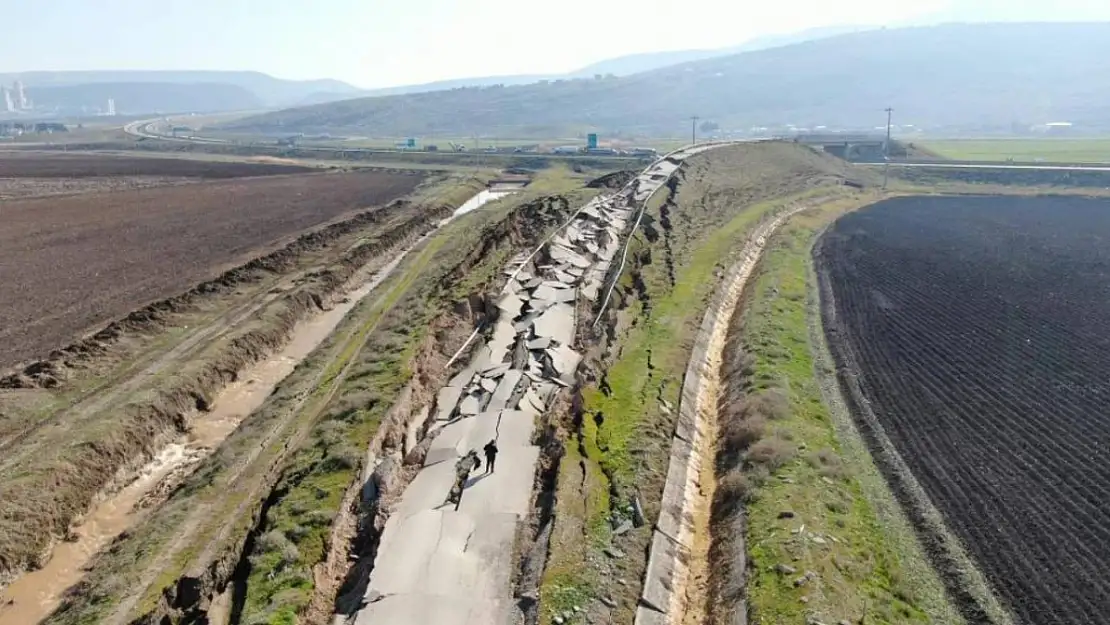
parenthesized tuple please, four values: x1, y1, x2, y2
(0, 176, 198, 199)
(0, 150, 316, 178)
(0, 169, 423, 370)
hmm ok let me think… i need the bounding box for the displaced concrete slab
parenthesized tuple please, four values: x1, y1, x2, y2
(655, 435, 693, 544)
(490, 320, 517, 353)
(526, 337, 551, 350)
(480, 378, 497, 393)
(522, 389, 547, 413)
(448, 365, 476, 390)
(480, 362, 510, 377)
(531, 284, 561, 303)
(461, 411, 502, 454)
(548, 344, 582, 382)
(494, 410, 536, 447)
(634, 606, 670, 625)
(486, 369, 523, 413)
(425, 417, 475, 466)
(555, 288, 578, 303)
(496, 292, 524, 318)
(640, 529, 685, 615)
(436, 387, 463, 421)
(459, 395, 481, 416)
(534, 304, 575, 345)
(514, 312, 540, 332)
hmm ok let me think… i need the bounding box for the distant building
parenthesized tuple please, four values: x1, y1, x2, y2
(1, 88, 13, 113)
(13, 81, 28, 110)
(106, 98, 116, 116)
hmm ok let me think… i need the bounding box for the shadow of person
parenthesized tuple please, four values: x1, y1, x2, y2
(463, 472, 492, 489)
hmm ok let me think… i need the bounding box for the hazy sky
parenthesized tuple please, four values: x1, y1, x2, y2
(3, 0, 1109, 87)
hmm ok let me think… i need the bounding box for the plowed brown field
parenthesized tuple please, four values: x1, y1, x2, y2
(818, 195, 1110, 625)
(0, 150, 315, 178)
(0, 170, 423, 367)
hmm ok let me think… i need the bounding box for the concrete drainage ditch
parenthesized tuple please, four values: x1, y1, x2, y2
(636, 196, 839, 625)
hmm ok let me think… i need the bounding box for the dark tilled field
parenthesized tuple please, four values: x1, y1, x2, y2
(0, 151, 316, 178)
(817, 195, 1110, 625)
(0, 170, 422, 367)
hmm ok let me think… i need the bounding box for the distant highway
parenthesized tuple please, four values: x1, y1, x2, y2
(119, 118, 656, 161)
(123, 118, 230, 144)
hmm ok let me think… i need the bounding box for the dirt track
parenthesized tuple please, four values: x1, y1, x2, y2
(0, 170, 423, 368)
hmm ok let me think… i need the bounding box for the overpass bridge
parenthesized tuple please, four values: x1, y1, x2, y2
(785, 133, 888, 160)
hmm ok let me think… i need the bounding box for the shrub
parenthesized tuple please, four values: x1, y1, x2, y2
(715, 470, 758, 517)
(718, 415, 767, 471)
(807, 447, 846, 479)
(256, 529, 293, 553)
(320, 444, 362, 472)
(745, 436, 795, 471)
(744, 388, 790, 420)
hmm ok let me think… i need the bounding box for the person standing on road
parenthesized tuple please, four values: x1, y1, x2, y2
(484, 439, 499, 474)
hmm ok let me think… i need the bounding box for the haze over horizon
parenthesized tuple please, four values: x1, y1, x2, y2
(2, 0, 1109, 89)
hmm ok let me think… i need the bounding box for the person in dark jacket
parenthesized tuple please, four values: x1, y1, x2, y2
(483, 439, 499, 474)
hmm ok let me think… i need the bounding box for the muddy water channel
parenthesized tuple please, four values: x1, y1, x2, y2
(0, 187, 515, 624)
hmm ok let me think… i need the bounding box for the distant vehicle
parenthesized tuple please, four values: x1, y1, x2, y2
(552, 146, 581, 155)
(425, 145, 439, 152)
(449, 142, 467, 152)
(630, 147, 659, 157)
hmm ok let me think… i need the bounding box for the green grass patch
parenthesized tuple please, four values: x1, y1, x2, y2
(584, 194, 796, 490)
(923, 138, 1110, 163)
(737, 206, 955, 624)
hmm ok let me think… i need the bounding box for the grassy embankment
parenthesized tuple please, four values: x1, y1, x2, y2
(724, 202, 960, 624)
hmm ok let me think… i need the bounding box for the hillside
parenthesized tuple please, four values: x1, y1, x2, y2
(0, 70, 360, 112)
(27, 82, 261, 115)
(224, 23, 1110, 137)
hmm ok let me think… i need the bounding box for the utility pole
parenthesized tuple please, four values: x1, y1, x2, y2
(691, 116, 700, 145)
(883, 107, 894, 190)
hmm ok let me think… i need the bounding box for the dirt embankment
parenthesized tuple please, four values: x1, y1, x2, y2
(0, 194, 454, 589)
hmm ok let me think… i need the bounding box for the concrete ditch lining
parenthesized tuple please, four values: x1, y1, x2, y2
(635, 198, 824, 625)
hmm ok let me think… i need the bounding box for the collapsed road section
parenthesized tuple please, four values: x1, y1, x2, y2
(337, 146, 723, 625)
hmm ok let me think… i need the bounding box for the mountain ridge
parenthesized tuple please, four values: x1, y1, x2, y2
(223, 22, 1110, 137)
